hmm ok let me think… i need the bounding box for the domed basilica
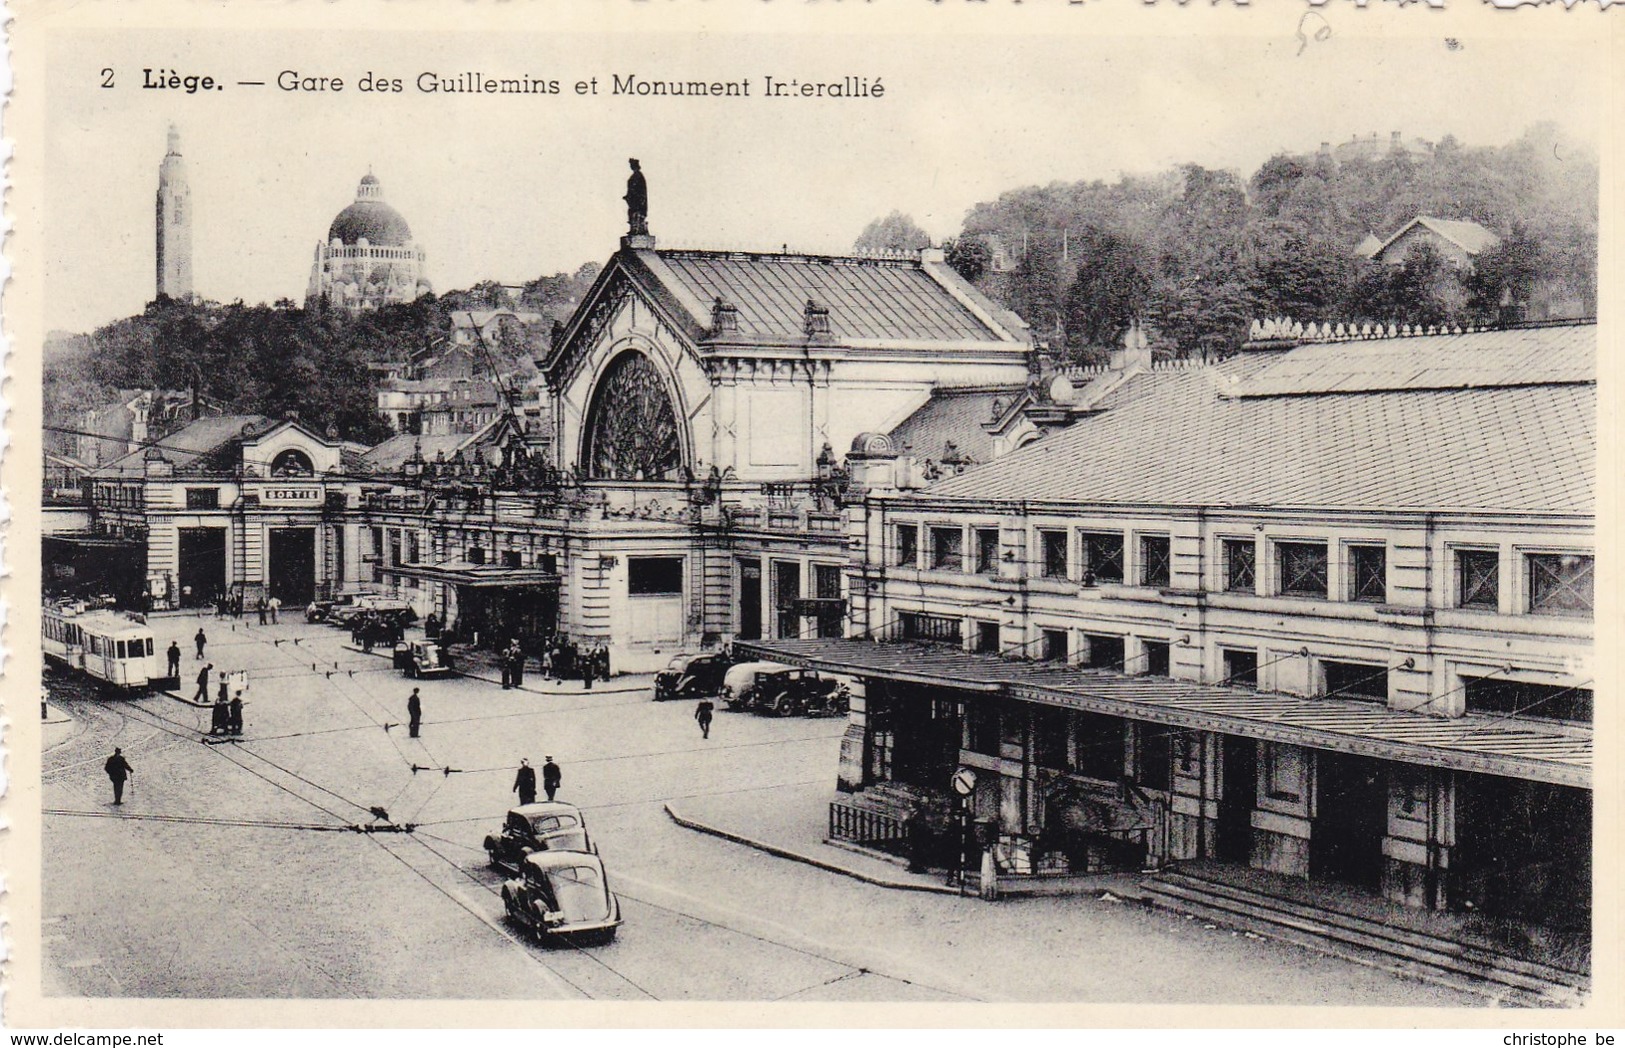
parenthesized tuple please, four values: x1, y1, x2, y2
(305, 172, 431, 312)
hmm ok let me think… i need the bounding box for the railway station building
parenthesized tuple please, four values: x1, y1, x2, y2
(737, 319, 1594, 929)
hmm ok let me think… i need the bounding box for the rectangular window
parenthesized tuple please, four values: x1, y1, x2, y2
(1224, 539, 1256, 592)
(1527, 553, 1594, 616)
(931, 527, 964, 572)
(1321, 660, 1388, 703)
(975, 620, 1001, 654)
(540, 554, 558, 574)
(1142, 640, 1171, 677)
(899, 611, 961, 645)
(629, 556, 684, 595)
(1040, 530, 1069, 579)
(1277, 541, 1328, 598)
(774, 561, 801, 638)
(1137, 723, 1172, 792)
(1073, 711, 1127, 781)
(1223, 648, 1258, 688)
(1081, 532, 1125, 584)
(1463, 676, 1592, 724)
(1349, 545, 1387, 603)
(966, 704, 1000, 756)
(1457, 549, 1499, 609)
(501, 550, 522, 568)
(116, 640, 127, 659)
(1042, 629, 1069, 662)
(814, 564, 843, 638)
(1033, 706, 1070, 769)
(1083, 633, 1125, 670)
(185, 487, 220, 510)
(1140, 535, 1171, 588)
(466, 547, 486, 565)
(975, 528, 1000, 575)
(405, 532, 419, 564)
(896, 525, 919, 568)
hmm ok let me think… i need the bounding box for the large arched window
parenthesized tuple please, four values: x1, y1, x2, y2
(270, 449, 315, 476)
(582, 351, 684, 481)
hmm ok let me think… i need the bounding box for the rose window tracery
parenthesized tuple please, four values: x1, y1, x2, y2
(583, 351, 684, 481)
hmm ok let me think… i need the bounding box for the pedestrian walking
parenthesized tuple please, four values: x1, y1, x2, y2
(105, 747, 133, 805)
(269, 596, 281, 624)
(194, 663, 213, 702)
(257, 597, 268, 626)
(513, 758, 537, 806)
(166, 641, 181, 679)
(217, 672, 230, 704)
(228, 695, 244, 736)
(194, 627, 208, 660)
(539, 646, 553, 681)
(695, 699, 714, 739)
(407, 687, 422, 738)
(542, 756, 562, 801)
(582, 654, 595, 691)
(210, 697, 229, 736)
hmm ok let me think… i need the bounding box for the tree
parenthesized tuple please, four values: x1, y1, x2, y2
(1342, 242, 1465, 329)
(1244, 221, 1354, 321)
(1061, 227, 1152, 355)
(943, 236, 990, 283)
(1466, 222, 1543, 324)
(1006, 236, 1066, 341)
(853, 211, 930, 255)
(1147, 275, 1255, 361)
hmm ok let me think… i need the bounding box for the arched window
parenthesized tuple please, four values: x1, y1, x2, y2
(270, 449, 315, 476)
(582, 351, 684, 481)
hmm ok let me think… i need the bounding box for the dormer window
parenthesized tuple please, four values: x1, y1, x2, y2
(270, 449, 315, 476)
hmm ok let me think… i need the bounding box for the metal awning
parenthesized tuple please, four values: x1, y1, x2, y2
(43, 531, 143, 549)
(735, 638, 1590, 789)
(383, 561, 561, 589)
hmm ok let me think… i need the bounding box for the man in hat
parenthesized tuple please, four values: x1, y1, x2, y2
(210, 695, 230, 736)
(194, 626, 208, 660)
(194, 662, 213, 703)
(695, 698, 714, 740)
(217, 671, 230, 705)
(513, 758, 537, 806)
(509, 641, 525, 688)
(105, 747, 133, 805)
(166, 640, 182, 680)
(542, 756, 562, 802)
(228, 694, 244, 736)
(407, 687, 422, 738)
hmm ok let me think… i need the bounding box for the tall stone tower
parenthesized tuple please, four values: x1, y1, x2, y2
(155, 124, 193, 301)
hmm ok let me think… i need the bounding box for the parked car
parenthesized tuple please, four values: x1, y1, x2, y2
(306, 591, 377, 624)
(753, 669, 851, 717)
(653, 651, 732, 702)
(483, 801, 591, 873)
(501, 850, 622, 945)
(720, 660, 791, 711)
(332, 596, 417, 629)
(403, 639, 453, 679)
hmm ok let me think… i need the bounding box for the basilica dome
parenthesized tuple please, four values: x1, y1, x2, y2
(326, 173, 414, 247)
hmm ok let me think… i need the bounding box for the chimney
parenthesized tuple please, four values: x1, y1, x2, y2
(803, 299, 831, 339)
(1390, 130, 1402, 150)
(710, 296, 740, 335)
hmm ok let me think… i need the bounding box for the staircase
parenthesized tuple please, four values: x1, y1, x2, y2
(1141, 869, 1589, 1006)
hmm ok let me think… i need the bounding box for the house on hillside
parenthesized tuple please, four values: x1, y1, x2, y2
(1361, 216, 1499, 269)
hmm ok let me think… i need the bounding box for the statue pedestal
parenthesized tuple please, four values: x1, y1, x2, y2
(621, 234, 656, 250)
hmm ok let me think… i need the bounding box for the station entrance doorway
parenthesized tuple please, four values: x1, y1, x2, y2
(268, 528, 317, 605)
(178, 528, 227, 608)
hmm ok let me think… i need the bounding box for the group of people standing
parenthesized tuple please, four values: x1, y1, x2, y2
(194, 660, 247, 736)
(213, 591, 282, 624)
(499, 639, 527, 689)
(537, 638, 611, 691)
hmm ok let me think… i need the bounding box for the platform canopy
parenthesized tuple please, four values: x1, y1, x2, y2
(383, 561, 560, 589)
(735, 638, 1590, 789)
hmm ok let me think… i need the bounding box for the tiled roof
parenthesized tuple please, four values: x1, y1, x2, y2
(887, 386, 1024, 465)
(360, 433, 483, 472)
(90, 415, 269, 477)
(1233, 324, 1593, 397)
(1376, 216, 1499, 258)
(925, 326, 1594, 514)
(642, 250, 1018, 343)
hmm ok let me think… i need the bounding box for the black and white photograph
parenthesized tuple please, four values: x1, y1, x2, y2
(8, 0, 1614, 1030)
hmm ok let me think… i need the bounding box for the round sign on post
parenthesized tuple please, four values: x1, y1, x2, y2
(951, 767, 977, 796)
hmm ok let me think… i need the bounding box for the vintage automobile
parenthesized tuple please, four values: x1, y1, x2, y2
(652, 651, 731, 702)
(401, 639, 453, 679)
(330, 596, 418, 629)
(501, 850, 622, 945)
(305, 591, 377, 624)
(753, 669, 851, 717)
(483, 801, 592, 873)
(719, 660, 791, 711)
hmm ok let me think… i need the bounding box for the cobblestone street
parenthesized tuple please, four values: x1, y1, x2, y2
(42, 614, 1484, 1005)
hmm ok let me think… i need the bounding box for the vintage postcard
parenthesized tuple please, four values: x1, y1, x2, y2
(4, 0, 1618, 1032)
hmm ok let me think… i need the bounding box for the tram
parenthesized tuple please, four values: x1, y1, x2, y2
(42, 601, 163, 693)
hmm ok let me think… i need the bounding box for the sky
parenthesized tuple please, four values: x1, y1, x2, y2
(42, 17, 1603, 334)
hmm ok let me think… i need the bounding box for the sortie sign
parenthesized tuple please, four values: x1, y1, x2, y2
(260, 486, 323, 505)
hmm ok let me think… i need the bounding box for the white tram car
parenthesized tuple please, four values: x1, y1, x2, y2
(43, 602, 162, 692)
